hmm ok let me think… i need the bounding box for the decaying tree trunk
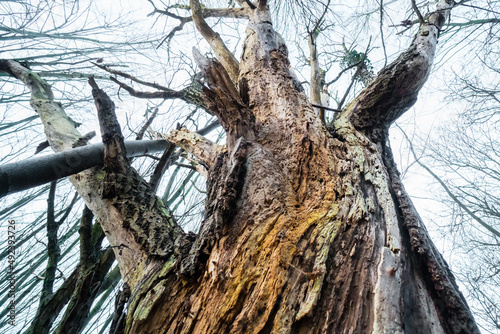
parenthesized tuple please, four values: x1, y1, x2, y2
(0, 0, 480, 333)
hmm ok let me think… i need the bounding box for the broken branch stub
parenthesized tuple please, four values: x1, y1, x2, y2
(192, 48, 256, 148)
(89, 77, 128, 175)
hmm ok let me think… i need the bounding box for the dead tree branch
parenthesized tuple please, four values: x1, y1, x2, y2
(189, 0, 240, 83)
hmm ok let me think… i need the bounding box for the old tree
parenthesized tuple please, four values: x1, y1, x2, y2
(0, 0, 485, 333)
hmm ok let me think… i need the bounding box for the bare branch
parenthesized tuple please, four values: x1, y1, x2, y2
(96, 65, 208, 110)
(242, 0, 256, 9)
(89, 77, 128, 175)
(337, 39, 371, 110)
(397, 125, 500, 239)
(189, 0, 240, 83)
(109, 76, 182, 100)
(0, 59, 81, 151)
(311, 103, 341, 113)
(41, 181, 59, 301)
(379, 0, 388, 67)
(411, 0, 425, 25)
(341, 0, 453, 137)
(149, 142, 177, 193)
(93, 63, 172, 92)
(326, 61, 363, 86)
(0, 140, 170, 197)
(136, 108, 159, 140)
(308, 29, 325, 123)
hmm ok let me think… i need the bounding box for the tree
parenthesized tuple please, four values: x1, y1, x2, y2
(0, 0, 484, 333)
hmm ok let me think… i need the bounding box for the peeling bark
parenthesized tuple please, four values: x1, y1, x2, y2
(162, 127, 226, 168)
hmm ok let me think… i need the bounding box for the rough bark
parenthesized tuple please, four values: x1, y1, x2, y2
(0, 60, 183, 290)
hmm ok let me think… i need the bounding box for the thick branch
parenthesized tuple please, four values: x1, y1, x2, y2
(1, 60, 161, 289)
(26, 269, 79, 334)
(411, 0, 425, 24)
(154, 6, 250, 20)
(189, 0, 240, 83)
(88, 78, 185, 260)
(308, 31, 325, 123)
(109, 283, 130, 334)
(382, 133, 481, 333)
(79, 206, 94, 266)
(149, 142, 177, 192)
(26, 207, 105, 334)
(341, 0, 452, 136)
(0, 59, 81, 151)
(54, 248, 116, 334)
(40, 181, 59, 303)
(150, 3, 250, 47)
(0, 140, 169, 197)
(89, 77, 128, 175)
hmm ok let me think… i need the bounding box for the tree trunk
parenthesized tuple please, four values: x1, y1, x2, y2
(0, 1, 480, 333)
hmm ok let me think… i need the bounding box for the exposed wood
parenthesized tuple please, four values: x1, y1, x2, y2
(0, 60, 185, 290)
(189, 0, 240, 83)
(122, 2, 479, 333)
(88, 77, 186, 263)
(193, 48, 255, 148)
(3, 0, 481, 332)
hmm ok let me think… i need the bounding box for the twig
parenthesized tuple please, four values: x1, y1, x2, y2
(243, 0, 256, 9)
(379, 0, 388, 67)
(311, 103, 341, 113)
(411, 0, 425, 24)
(337, 37, 372, 110)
